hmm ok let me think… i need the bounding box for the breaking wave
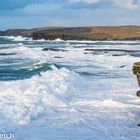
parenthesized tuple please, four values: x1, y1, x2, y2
(0, 36, 32, 41)
(0, 66, 79, 125)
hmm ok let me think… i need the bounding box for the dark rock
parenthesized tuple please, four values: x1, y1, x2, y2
(136, 91, 140, 97)
(55, 56, 63, 58)
(43, 48, 67, 52)
(119, 65, 126, 68)
(137, 123, 140, 126)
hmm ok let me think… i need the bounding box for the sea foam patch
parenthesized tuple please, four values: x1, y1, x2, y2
(0, 67, 78, 125)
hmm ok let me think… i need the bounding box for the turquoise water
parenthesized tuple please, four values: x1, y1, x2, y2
(0, 36, 140, 140)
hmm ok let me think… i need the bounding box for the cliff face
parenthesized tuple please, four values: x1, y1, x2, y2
(32, 26, 140, 41)
(0, 26, 140, 40)
(32, 27, 112, 40)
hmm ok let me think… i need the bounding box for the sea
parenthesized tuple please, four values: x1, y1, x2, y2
(0, 36, 140, 140)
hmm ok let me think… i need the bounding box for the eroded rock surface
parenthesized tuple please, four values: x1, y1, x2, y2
(133, 62, 140, 85)
(133, 62, 140, 97)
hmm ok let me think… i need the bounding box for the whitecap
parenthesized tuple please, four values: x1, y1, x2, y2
(0, 67, 78, 125)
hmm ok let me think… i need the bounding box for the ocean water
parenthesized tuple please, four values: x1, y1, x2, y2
(0, 36, 140, 140)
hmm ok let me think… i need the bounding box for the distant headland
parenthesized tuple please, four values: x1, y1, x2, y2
(0, 26, 140, 40)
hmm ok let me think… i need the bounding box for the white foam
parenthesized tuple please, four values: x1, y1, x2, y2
(0, 36, 32, 41)
(0, 67, 78, 125)
(54, 38, 63, 42)
(64, 40, 140, 44)
(35, 39, 46, 42)
(0, 39, 140, 139)
(32, 38, 63, 42)
(71, 99, 140, 109)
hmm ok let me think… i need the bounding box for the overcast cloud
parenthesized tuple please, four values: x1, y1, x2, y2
(0, 0, 139, 30)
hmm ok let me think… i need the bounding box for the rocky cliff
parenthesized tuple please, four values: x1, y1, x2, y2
(32, 26, 140, 41)
(0, 26, 140, 40)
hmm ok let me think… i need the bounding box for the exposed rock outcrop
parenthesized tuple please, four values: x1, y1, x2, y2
(133, 62, 140, 97)
(43, 48, 67, 52)
(133, 62, 140, 86)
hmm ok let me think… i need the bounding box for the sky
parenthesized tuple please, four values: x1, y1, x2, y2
(0, 0, 140, 30)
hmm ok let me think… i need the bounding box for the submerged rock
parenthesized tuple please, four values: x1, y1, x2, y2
(119, 65, 126, 68)
(133, 62, 140, 97)
(137, 123, 140, 127)
(136, 91, 140, 97)
(43, 48, 67, 52)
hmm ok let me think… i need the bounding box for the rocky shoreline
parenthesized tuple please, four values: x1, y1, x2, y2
(0, 26, 140, 41)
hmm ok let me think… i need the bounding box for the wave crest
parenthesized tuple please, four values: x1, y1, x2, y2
(0, 67, 78, 125)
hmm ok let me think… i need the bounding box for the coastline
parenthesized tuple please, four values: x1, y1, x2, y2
(0, 26, 140, 41)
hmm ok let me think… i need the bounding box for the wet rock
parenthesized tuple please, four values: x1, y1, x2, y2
(133, 62, 140, 87)
(136, 91, 140, 97)
(133, 62, 140, 97)
(137, 123, 140, 127)
(119, 65, 126, 68)
(55, 56, 63, 58)
(43, 48, 67, 52)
